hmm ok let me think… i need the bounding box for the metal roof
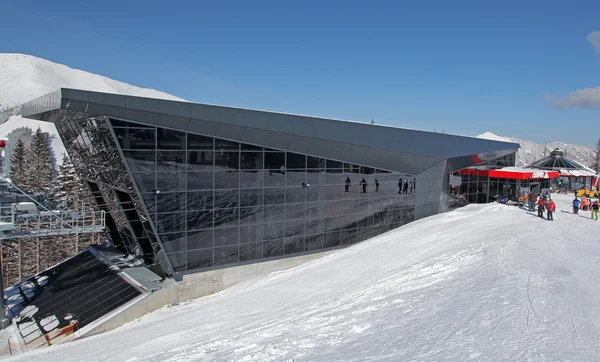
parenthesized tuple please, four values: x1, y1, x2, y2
(529, 148, 595, 173)
(21, 88, 519, 175)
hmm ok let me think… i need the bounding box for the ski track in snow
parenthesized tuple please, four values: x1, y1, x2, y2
(9, 195, 600, 362)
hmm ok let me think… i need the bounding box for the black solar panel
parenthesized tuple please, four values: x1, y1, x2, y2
(4, 250, 142, 345)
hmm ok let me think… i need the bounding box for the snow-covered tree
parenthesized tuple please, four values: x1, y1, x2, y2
(55, 153, 86, 209)
(24, 127, 55, 194)
(6, 126, 33, 148)
(9, 138, 28, 188)
(592, 138, 600, 173)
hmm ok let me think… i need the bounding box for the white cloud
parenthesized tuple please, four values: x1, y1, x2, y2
(547, 31, 600, 109)
(549, 87, 600, 109)
(588, 31, 600, 53)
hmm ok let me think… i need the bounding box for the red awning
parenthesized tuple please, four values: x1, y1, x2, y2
(458, 168, 560, 180)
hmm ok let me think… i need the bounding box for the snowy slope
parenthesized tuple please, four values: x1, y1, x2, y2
(0, 53, 184, 165)
(11, 193, 600, 361)
(478, 131, 595, 168)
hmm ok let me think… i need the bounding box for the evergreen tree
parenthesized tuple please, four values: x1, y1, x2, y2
(24, 127, 55, 194)
(6, 127, 34, 148)
(9, 138, 28, 188)
(593, 138, 600, 173)
(55, 153, 86, 209)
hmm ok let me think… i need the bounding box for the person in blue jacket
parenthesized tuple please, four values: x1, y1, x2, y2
(573, 198, 580, 214)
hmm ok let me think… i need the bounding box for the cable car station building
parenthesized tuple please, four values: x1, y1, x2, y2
(22, 89, 519, 279)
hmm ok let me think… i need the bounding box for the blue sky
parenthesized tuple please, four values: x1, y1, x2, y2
(2, 0, 600, 145)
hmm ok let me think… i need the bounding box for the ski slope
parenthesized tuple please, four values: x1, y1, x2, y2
(9, 193, 600, 361)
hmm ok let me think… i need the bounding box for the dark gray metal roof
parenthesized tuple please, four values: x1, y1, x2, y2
(21, 88, 519, 175)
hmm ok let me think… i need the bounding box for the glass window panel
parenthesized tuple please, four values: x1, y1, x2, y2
(263, 205, 285, 223)
(215, 139, 240, 151)
(239, 188, 262, 208)
(307, 156, 325, 169)
(166, 252, 186, 272)
(239, 206, 262, 225)
(141, 193, 157, 214)
(188, 151, 214, 171)
(306, 170, 325, 186)
(240, 152, 263, 169)
(305, 202, 325, 219)
(286, 170, 306, 187)
(186, 248, 213, 270)
(241, 143, 263, 151)
(157, 128, 185, 150)
(214, 190, 239, 209)
(325, 200, 343, 216)
(187, 191, 214, 210)
(286, 187, 306, 204)
(187, 134, 214, 150)
(187, 229, 213, 250)
(187, 171, 213, 191)
(343, 199, 359, 214)
(387, 209, 402, 224)
(357, 214, 372, 229)
(158, 151, 186, 171)
(159, 232, 186, 254)
(306, 185, 325, 203)
(286, 152, 306, 169)
(215, 151, 239, 169)
(240, 170, 263, 188)
(326, 185, 344, 201)
(285, 203, 305, 221)
(186, 210, 213, 231)
(263, 188, 285, 205)
(374, 177, 387, 193)
(285, 219, 304, 237)
(305, 218, 325, 235)
(132, 172, 156, 193)
(342, 229, 358, 245)
(123, 151, 155, 172)
(157, 171, 186, 192)
(284, 236, 304, 254)
(214, 208, 240, 228)
(357, 227, 372, 243)
(156, 212, 186, 233)
(324, 231, 341, 248)
(264, 170, 286, 187)
(239, 242, 262, 262)
(324, 216, 342, 232)
(111, 119, 153, 128)
(264, 152, 285, 170)
(214, 245, 239, 266)
(214, 227, 239, 247)
(263, 222, 285, 240)
(341, 214, 358, 230)
(240, 224, 262, 243)
(326, 159, 343, 169)
(344, 163, 360, 174)
(263, 239, 284, 258)
(214, 170, 240, 189)
(157, 192, 186, 214)
(305, 234, 324, 251)
(113, 127, 155, 150)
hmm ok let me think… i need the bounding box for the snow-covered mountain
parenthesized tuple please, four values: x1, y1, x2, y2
(477, 131, 595, 168)
(0, 53, 184, 164)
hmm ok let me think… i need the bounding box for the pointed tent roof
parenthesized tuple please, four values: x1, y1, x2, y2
(528, 148, 596, 176)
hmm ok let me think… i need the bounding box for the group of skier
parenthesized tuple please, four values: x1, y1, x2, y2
(343, 177, 415, 194)
(526, 191, 600, 221)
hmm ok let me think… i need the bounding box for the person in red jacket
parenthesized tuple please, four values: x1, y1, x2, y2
(537, 197, 546, 218)
(547, 199, 556, 221)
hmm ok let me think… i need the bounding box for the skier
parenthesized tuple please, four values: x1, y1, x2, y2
(398, 178, 403, 194)
(528, 192, 537, 211)
(547, 198, 556, 221)
(345, 177, 351, 192)
(572, 197, 580, 214)
(537, 197, 546, 218)
(592, 201, 599, 221)
(360, 178, 367, 193)
(409, 181, 413, 194)
(375, 179, 379, 192)
(403, 180, 409, 194)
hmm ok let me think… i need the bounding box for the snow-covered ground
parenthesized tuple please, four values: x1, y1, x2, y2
(477, 132, 595, 168)
(8, 193, 600, 361)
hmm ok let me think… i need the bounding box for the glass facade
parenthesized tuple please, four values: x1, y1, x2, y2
(55, 114, 415, 275)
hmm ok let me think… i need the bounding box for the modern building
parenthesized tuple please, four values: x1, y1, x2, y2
(454, 148, 596, 203)
(21, 89, 519, 278)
